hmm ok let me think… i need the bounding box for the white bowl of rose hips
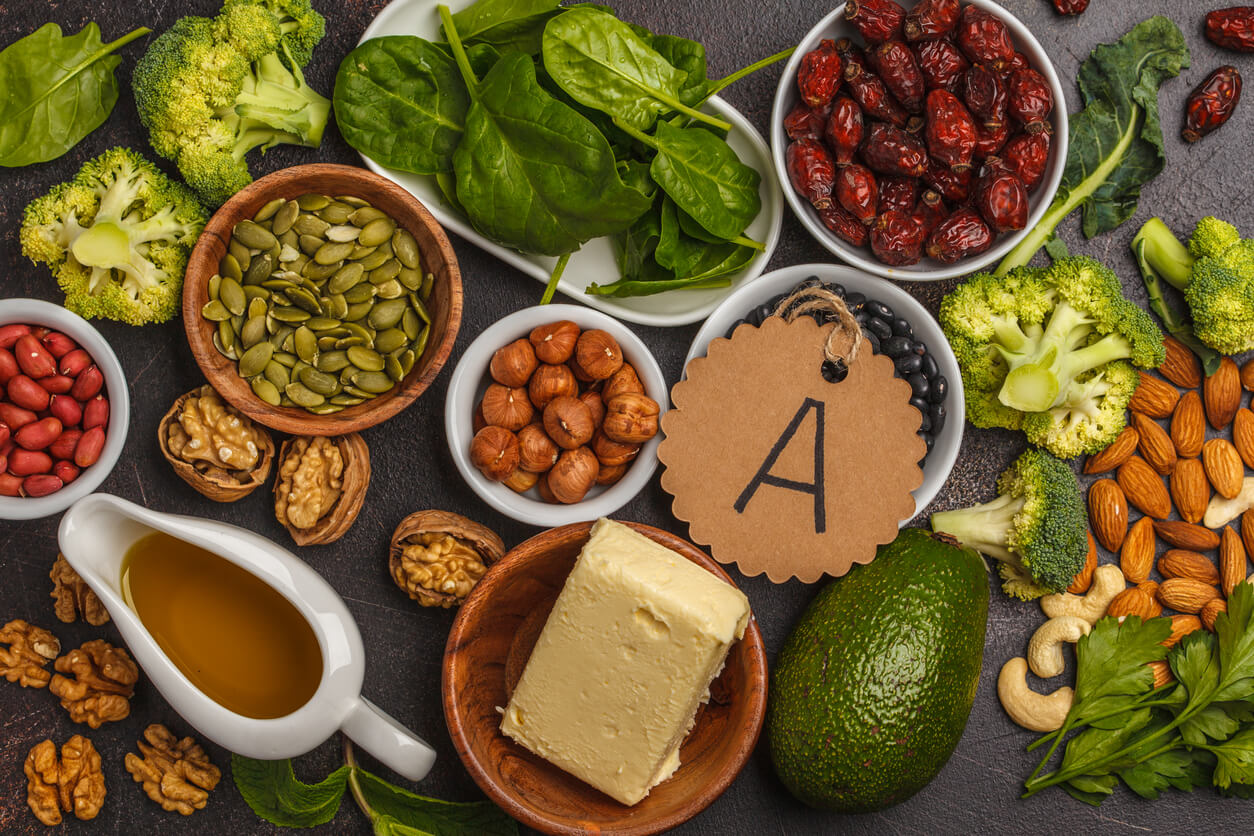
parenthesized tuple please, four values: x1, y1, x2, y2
(771, 0, 1068, 279)
(0, 299, 129, 519)
(445, 305, 667, 528)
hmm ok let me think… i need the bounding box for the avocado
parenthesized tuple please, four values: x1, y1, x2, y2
(767, 527, 988, 812)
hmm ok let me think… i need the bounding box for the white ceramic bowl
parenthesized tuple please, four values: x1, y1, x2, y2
(0, 300, 130, 520)
(446, 305, 667, 526)
(685, 265, 962, 519)
(770, 0, 1068, 280)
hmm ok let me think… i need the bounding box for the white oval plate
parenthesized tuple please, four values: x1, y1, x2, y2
(357, 0, 783, 327)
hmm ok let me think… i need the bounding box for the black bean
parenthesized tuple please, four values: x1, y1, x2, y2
(895, 353, 922, 375)
(929, 374, 947, 404)
(866, 301, 893, 320)
(921, 353, 938, 379)
(925, 434, 935, 453)
(863, 331, 881, 355)
(930, 402, 946, 433)
(865, 316, 893, 340)
(845, 291, 865, 310)
(910, 395, 929, 415)
(891, 317, 913, 337)
(881, 336, 912, 357)
(724, 318, 748, 340)
(908, 372, 929, 399)
(918, 409, 932, 433)
(826, 282, 846, 298)
(821, 359, 848, 382)
(910, 340, 927, 356)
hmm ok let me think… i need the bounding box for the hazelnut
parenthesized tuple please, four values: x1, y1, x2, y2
(529, 320, 580, 364)
(470, 426, 519, 481)
(518, 423, 559, 473)
(537, 471, 558, 503)
(579, 390, 605, 428)
(574, 330, 623, 380)
(504, 469, 539, 493)
(480, 384, 534, 431)
(548, 446, 598, 504)
(602, 393, 660, 444)
(472, 403, 487, 434)
(490, 339, 538, 387)
(543, 396, 595, 450)
(528, 364, 578, 409)
(602, 363, 644, 402)
(596, 462, 628, 486)
(592, 429, 640, 467)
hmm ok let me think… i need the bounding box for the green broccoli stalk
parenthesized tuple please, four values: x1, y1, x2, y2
(132, 0, 328, 206)
(19, 148, 207, 325)
(931, 448, 1088, 600)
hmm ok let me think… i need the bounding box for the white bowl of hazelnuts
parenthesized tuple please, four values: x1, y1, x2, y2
(444, 305, 667, 527)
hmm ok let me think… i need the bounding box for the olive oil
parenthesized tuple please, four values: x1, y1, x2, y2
(120, 531, 323, 719)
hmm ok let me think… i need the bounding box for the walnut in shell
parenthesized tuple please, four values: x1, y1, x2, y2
(158, 386, 275, 502)
(389, 510, 505, 608)
(274, 433, 371, 546)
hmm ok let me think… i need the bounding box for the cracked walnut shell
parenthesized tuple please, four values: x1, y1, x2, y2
(125, 724, 221, 816)
(390, 510, 505, 608)
(0, 619, 60, 688)
(25, 735, 105, 825)
(51, 554, 109, 626)
(49, 639, 139, 728)
(159, 386, 275, 502)
(275, 433, 370, 546)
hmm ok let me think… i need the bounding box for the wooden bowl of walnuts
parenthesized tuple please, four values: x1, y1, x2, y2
(444, 305, 667, 527)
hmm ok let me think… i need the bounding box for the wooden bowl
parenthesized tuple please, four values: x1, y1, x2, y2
(443, 521, 767, 836)
(182, 164, 463, 434)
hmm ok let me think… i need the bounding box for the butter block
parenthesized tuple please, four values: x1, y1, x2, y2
(500, 518, 750, 806)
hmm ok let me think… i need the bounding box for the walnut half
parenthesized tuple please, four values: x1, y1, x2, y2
(125, 724, 221, 815)
(50, 554, 110, 626)
(158, 385, 275, 502)
(49, 640, 139, 728)
(389, 510, 505, 608)
(25, 735, 106, 825)
(274, 433, 371, 546)
(0, 619, 60, 689)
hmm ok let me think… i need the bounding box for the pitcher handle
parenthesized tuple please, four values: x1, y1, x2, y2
(340, 697, 436, 782)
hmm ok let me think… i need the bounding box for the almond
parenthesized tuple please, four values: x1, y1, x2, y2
(1242, 357, 1254, 392)
(1088, 478, 1128, 551)
(1203, 438, 1244, 499)
(1170, 458, 1210, 524)
(1221, 526, 1248, 597)
(1244, 509, 1254, 560)
(1170, 391, 1205, 459)
(1117, 456, 1171, 519)
(1158, 578, 1221, 613)
(1137, 581, 1164, 617)
(1120, 517, 1156, 583)
(1148, 660, 1175, 688)
(1083, 425, 1139, 475)
(1201, 597, 1227, 631)
(1154, 519, 1222, 551)
(1163, 614, 1203, 647)
(1107, 586, 1157, 620)
(1131, 412, 1177, 475)
(1129, 372, 1180, 419)
(1234, 409, 1254, 469)
(1067, 531, 1098, 594)
(1204, 356, 1241, 429)
(1159, 335, 1203, 389)
(1158, 549, 1221, 585)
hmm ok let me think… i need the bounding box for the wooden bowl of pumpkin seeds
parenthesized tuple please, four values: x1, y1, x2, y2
(183, 164, 463, 434)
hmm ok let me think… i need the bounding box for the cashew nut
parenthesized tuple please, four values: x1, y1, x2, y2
(998, 657, 1074, 732)
(1027, 615, 1092, 679)
(1040, 564, 1124, 624)
(1204, 477, 1254, 529)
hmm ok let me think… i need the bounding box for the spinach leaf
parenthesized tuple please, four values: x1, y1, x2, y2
(355, 768, 518, 835)
(677, 203, 726, 243)
(617, 159, 656, 199)
(542, 8, 728, 132)
(615, 205, 664, 280)
(0, 23, 149, 167)
(650, 34, 708, 107)
(649, 120, 761, 241)
(231, 756, 350, 828)
(451, 0, 562, 54)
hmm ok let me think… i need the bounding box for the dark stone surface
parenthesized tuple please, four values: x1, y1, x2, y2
(1, 0, 1251, 833)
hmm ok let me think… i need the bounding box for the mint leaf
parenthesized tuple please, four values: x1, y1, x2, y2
(355, 769, 518, 836)
(1071, 616, 1171, 726)
(1210, 728, 1254, 789)
(232, 756, 350, 828)
(1215, 583, 1254, 702)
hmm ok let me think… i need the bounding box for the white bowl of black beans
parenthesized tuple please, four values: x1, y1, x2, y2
(684, 264, 962, 519)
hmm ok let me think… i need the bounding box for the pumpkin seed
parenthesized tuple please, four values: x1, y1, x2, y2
(397, 267, 423, 291)
(273, 352, 298, 368)
(279, 228, 300, 250)
(375, 279, 405, 300)
(264, 361, 290, 390)
(244, 285, 270, 302)
(374, 328, 407, 354)
(254, 197, 285, 222)
(293, 213, 330, 237)
(213, 332, 238, 360)
(241, 316, 267, 348)
(217, 319, 236, 352)
(343, 282, 375, 304)
(335, 336, 367, 349)
(385, 352, 404, 381)
(299, 366, 341, 396)
(412, 326, 430, 360)
(328, 262, 365, 294)
(330, 394, 366, 406)
(285, 381, 325, 407)
(410, 293, 431, 325)
(238, 342, 274, 377)
(338, 195, 370, 207)
(297, 193, 330, 211)
(271, 306, 310, 323)
(398, 348, 417, 376)
(352, 370, 394, 394)
(234, 219, 278, 251)
(343, 321, 375, 344)
(358, 217, 395, 247)
(207, 273, 222, 301)
(305, 402, 344, 415)
(350, 206, 387, 226)
(299, 234, 324, 256)
(317, 202, 353, 224)
(287, 286, 323, 314)
(244, 253, 274, 286)
(369, 298, 407, 330)
(281, 332, 296, 353)
(401, 309, 420, 340)
(347, 345, 385, 372)
(324, 293, 348, 320)
(317, 350, 351, 373)
(392, 228, 421, 269)
(215, 278, 243, 316)
(251, 376, 281, 406)
(315, 241, 355, 265)
(344, 301, 373, 322)
(316, 336, 337, 350)
(220, 253, 243, 281)
(420, 272, 434, 300)
(294, 326, 318, 363)
(344, 385, 377, 399)
(291, 360, 312, 379)
(370, 259, 402, 285)
(247, 297, 267, 319)
(326, 224, 360, 243)
(357, 247, 390, 270)
(272, 199, 300, 235)
(306, 317, 341, 331)
(229, 238, 252, 269)
(302, 259, 340, 281)
(278, 244, 301, 263)
(202, 300, 231, 321)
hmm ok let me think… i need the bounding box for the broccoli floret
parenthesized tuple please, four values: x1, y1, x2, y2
(132, 0, 329, 207)
(931, 448, 1088, 600)
(1020, 362, 1140, 459)
(19, 148, 207, 325)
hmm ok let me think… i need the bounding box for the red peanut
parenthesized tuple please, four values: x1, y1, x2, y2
(49, 395, 83, 428)
(0, 423, 8, 448)
(5, 375, 49, 412)
(39, 374, 74, 395)
(59, 349, 91, 377)
(22, 474, 64, 498)
(14, 335, 56, 379)
(40, 332, 77, 358)
(70, 365, 103, 401)
(83, 396, 108, 430)
(15, 418, 62, 452)
(0, 324, 30, 350)
(49, 429, 83, 461)
(54, 460, 80, 485)
(74, 427, 106, 468)
(0, 403, 37, 431)
(9, 448, 53, 476)
(0, 472, 22, 496)
(0, 349, 17, 384)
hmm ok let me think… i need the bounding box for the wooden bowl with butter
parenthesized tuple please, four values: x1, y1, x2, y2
(443, 520, 767, 836)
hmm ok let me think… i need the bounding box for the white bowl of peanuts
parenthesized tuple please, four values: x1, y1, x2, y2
(0, 299, 129, 519)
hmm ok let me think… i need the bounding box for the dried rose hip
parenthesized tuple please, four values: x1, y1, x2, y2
(824, 96, 865, 166)
(1051, 0, 1090, 14)
(912, 189, 949, 238)
(861, 123, 928, 178)
(818, 204, 870, 247)
(867, 40, 926, 113)
(1183, 65, 1243, 143)
(924, 157, 974, 203)
(925, 89, 977, 172)
(1007, 67, 1054, 133)
(784, 101, 825, 141)
(870, 209, 925, 265)
(878, 176, 918, 214)
(1206, 7, 1254, 52)
(926, 208, 993, 263)
(972, 120, 1010, 159)
(844, 56, 909, 128)
(913, 39, 969, 92)
(1002, 131, 1051, 191)
(786, 139, 837, 208)
(904, 0, 961, 41)
(974, 158, 1029, 233)
(835, 164, 879, 224)
(845, 0, 906, 44)
(957, 5, 1014, 71)
(964, 64, 1007, 130)
(797, 39, 844, 108)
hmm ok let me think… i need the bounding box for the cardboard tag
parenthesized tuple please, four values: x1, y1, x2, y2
(659, 316, 925, 583)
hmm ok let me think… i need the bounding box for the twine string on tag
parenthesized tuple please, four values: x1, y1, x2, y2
(770, 286, 863, 369)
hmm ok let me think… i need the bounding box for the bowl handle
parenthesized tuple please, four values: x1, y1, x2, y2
(340, 697, 436, 782)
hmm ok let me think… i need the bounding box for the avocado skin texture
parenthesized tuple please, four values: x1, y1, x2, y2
(767, 527, 989, 812)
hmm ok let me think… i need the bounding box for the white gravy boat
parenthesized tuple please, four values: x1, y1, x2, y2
(58, 493, 436, 781)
